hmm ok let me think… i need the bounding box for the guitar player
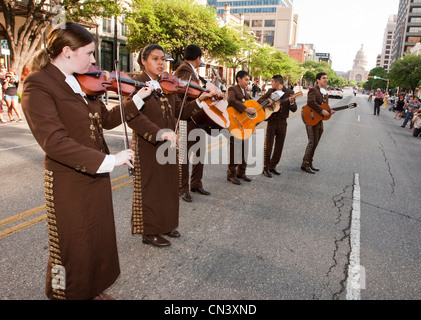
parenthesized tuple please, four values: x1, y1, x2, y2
(301, 72, 335, 174)
(226, 70, 256, 185)
(258, 75, 297, 178)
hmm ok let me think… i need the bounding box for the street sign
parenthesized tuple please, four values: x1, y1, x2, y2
(1, 40, 10, 56)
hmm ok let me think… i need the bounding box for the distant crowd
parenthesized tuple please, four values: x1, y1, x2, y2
(368, 89, 421, 138)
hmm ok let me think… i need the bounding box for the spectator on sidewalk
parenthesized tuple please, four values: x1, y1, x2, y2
(0, 65, 6, 123)
(401, 96, 420, 128)
(394, 94, 406, 120)
(3, 69, 23, 122)
(411, 109, 421, 137)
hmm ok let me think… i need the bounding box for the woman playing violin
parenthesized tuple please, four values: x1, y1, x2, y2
(21, 22, 142, 300)
(126, 44, 216, 247)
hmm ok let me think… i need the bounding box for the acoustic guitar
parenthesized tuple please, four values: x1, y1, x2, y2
(302, 102, 357, 127)
(227, 91, 290, 140)
(190, 82, 230, 135)
(265, 91, 303, 121)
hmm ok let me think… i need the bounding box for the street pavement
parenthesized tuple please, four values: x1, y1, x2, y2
(0, 89, 420, 305)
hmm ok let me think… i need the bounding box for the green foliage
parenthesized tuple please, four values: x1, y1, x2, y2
(363, 67, 389, 91)
(389, 54, 421, 93)
(125, 0, 229, 62)
(62, 0, 122, 21)
(302, 60, 338, 86)
(215, 25, 257, 73)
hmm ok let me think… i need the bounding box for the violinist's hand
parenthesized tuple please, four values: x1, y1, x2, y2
(198, 90, 217, 102)
(136, 83, 154, 100)
(114, 149, 135, 168)
(161, 131, 178, 148)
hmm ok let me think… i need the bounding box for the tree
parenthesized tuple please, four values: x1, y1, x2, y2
(363, 67, 389, 91)
(125, 0, 232, 65)
(214, 24, 257, 77)
(302, 60, 337, 86)
(0, 0, 121, 77)
(389, 54, 421, 94)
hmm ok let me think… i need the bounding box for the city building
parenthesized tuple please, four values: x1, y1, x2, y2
(315, 52, 332, 66)
(392, 0, 421, 63)
(207, 0, 298, 54)
(378, 14, 397, 72)
(288, 43, 314, 63)
(410, 41, 421, 54)
(348, 45, 369, 82)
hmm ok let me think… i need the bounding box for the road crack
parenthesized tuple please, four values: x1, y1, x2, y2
(379, 142, 396, 194)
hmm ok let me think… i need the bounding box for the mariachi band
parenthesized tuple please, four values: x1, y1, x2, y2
(21, 22, 337, 300)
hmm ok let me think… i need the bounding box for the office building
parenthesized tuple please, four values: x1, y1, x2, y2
(378, 14, 397, 72)
(207, 0, 298, 53)
(392, 0, 421, 63)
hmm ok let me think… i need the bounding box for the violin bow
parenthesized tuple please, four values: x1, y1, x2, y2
(174, 74, 192, 135)
(114, 60, 133, 176)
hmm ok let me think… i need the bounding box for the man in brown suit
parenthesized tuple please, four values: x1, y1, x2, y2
(227, 70, 256, 185)
(258, 75, 297, 178)
(174, 45, 210, 202)
(301, 72, 334, 174)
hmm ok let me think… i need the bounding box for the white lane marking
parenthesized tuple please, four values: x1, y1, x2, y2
(0, 143, 39, 152)
(346, 173, 364, 300)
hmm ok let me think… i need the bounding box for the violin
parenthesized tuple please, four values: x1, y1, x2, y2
(75, 65, 147, 96)
(76, 66, 217, 99)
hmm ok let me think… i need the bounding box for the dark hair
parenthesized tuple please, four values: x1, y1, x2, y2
(31, 22, 94, 71)
(272, 75, 284, 85)
(137, 44, 164, 70)
(184, 45, 202, 61)
(316, 72, 327, 80)
(235, 70, 249, 83)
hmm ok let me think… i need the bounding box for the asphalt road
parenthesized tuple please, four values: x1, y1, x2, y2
(0, 89, 420, 302)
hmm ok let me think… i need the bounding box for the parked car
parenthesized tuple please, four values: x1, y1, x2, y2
(328, 88, 343, 99)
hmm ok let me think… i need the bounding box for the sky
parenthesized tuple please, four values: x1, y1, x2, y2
(293, 0, 400, 72)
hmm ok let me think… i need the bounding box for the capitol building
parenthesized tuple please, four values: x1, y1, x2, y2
(348, 44, 369, 82)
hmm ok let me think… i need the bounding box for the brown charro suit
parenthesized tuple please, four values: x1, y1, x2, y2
(126, 72, 202, 236)
(174, 61, 206, 194)
(21, 62, 140, 300)
(258, 87, 297, 171)
(227, 84, 250, 177)
(301, 86, 329, 168)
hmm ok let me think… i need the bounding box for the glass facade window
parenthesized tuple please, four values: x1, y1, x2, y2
(264, 30, 275, 46)
(119, 45, 130, 72)
(408, 27, 421, 33)
(102, 18, 112, 33)
(252, 20, 263, 27)
(265, 19, 276, 27)
(209, 0, 293, 14)
(101, 41, 113, 72)
(408, 36, 421, 42)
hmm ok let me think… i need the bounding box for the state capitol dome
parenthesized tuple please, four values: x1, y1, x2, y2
(348, 44, 369, 82)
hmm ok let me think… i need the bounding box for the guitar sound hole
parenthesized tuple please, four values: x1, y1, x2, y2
(247, 112, 257, 120)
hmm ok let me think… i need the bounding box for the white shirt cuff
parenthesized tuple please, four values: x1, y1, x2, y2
(133, 95, 145, 111)
(97, 154, 115, 174)
(196, 99, 204, 108)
